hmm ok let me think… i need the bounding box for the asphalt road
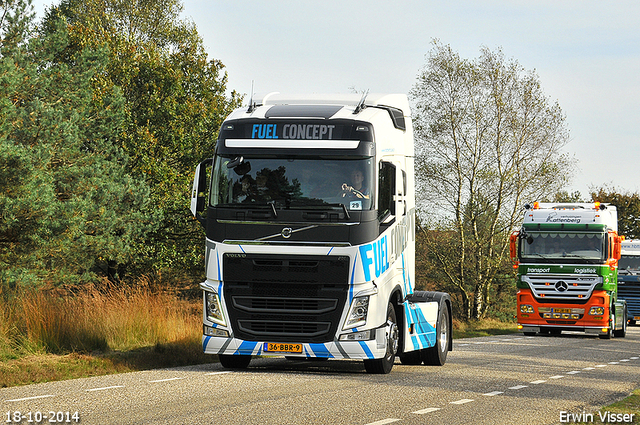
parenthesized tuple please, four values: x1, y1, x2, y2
(3, 327, 640, 425)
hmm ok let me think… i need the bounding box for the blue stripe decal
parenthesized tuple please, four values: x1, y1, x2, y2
(239, 245, 246, 254)
(236, 340, 258, 355)
(216, 252, 221, 281)
(358, 340, 374, 359)
(402, 252, 412, 296)
(309, 343, 333, 358)
(414, 306, 437, 348)
(327, 247, 334, 255)
(349, 250, 359, 302)
(203, 336, 211, 352)
(411, 334, 419, 350)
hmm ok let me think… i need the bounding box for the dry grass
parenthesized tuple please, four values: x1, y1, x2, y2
(452, 317, 518, 339)
(0, 281, 523, 387)
(0, 280, 212, 387)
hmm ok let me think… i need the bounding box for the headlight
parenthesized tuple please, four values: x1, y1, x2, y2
(589, 307, 605, 316)
(205, 291, 226, 326)
(520, 304, 534, 314)
(343, 296, 369, 329)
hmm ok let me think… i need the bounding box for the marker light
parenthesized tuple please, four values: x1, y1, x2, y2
(589, 307, 605, 315)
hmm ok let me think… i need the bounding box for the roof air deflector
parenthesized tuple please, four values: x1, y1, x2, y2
(264, 105, 343, 119)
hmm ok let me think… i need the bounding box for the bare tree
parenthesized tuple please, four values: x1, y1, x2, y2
(411, 41, 575, 320)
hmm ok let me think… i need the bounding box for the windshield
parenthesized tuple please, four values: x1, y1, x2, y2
(619, 256, 640, 272)
(520, 232, 605, 261)
(211, 156, 374, 211)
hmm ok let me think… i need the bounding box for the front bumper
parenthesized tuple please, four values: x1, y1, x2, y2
(202, 330, 390, 360)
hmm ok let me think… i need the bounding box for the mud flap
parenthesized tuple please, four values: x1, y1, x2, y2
(403, 291, 452, 353)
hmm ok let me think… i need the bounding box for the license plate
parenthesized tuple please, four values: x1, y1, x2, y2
(554, 308, 571, 313)
(263, 343, 303, 353)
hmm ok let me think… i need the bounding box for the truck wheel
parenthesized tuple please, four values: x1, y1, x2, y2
(614, 305, 627, 338)
(422, 301, 450, 366)
(364, 302, 398, 374)
(218, 354, 251, 369)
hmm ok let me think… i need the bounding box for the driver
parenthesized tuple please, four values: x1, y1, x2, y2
(342, 169, 370, 199)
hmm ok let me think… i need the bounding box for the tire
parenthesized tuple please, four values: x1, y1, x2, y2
(422, 301, 450, 366)
(364, 302, 398, 374)
(218, 354, 252, 369)
(614, 305, 627, 338)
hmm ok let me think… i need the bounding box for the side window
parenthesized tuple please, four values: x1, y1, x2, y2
(378, 161, 396, 222)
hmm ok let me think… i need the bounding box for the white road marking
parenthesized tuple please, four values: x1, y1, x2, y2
(412, 407, 441, 414)
(630, 357, 639, 360)
(206, 371, 233, 375)
(620, 359, 630, 362)
(86, 385, 124, 392)
(483, 391, 504, 396)
(450, 399, 474, 405)
(583, 367, 595, 370)
(364, 419, 400, 425)
(508, 385, 528, 390)
(549, 375, 564, 379)
(149, 377, 186, 383)
(566, 371, 580, 375)
(530, 380, 546, 384)
(595, 364, 607, 368)
(608, 362, 620, 365)
(5, 394, 55, 402)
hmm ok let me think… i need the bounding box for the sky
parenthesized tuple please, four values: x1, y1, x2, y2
(28, 0, 640, 199)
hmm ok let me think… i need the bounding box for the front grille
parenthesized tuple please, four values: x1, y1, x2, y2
(618, 282, 640, 315)
(237, 320, 332, 338)
(223, 254, 350, 343)
(233, 297, 338, 314)
(522, 274, 601, 301)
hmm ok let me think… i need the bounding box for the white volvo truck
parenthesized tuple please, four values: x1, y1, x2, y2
(190, 93, 452, 373)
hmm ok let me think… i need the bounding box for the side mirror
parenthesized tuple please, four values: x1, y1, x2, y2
(509, 231, 519, 261)
(190, 158, 213, 227)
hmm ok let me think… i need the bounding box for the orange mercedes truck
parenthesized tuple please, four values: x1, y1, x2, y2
(511, 202, 626, 338)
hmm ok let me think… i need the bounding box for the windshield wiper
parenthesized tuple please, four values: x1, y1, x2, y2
(215, 202, 277, 217)
(286, 202, 351, 219)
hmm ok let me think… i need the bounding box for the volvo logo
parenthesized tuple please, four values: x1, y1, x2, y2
(555, 281, 568, 292)
(281, 227, 293, 239)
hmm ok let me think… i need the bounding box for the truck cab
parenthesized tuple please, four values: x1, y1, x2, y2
(190, 93, 452, 373)
(511, 202, 626, 338)
(618, 239, 640, 324)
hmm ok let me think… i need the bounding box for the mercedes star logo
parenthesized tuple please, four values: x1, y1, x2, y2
(555, 281, 568, 292)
